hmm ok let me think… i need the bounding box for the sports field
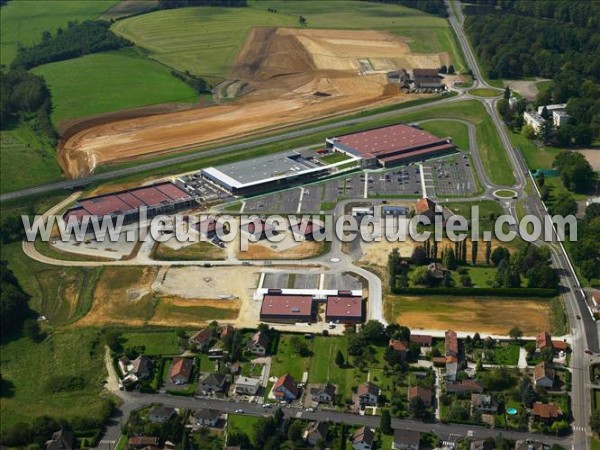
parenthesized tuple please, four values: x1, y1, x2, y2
(112, 0, 463, 81)
(33, 49, 198, 124)
(0, 0, 118, 66)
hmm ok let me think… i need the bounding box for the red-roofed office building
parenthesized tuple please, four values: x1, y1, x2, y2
(325, 293, 364, 324)
(260, 294, 315, 323)
(63, 182, 195, 226)
(326, 123, 455, 168)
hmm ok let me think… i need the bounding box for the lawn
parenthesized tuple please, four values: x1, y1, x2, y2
(446, 200, 505, 221)
(112, 0, 464, 82)
(420, 120, 470, 151)
(0, 123, 63, 193)
(0, 0, 118, 66)
(509, 130, 562, 170)
(270, 334, 313, 381)
(319, 152, 352, 164)
(384, 295, 552, 335)
(0, 327, 110, 428)
(492, 343, 520, 365)
(468, 88, 502, 97)
(227, 414, 262, 445)
(120, 330, 182, 355)
(466, 266, 496, 287)
(33, 48, 198, 124)
(154, 241, 226, 261)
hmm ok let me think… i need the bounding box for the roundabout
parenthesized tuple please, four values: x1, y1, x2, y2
(493, 189, 518, 199)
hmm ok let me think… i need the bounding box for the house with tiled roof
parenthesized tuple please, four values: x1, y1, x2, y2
(352, 426, 374, 450)
(170, 358, 193, 385)
(303, 421, 329, 446)
(357, 382, 380, 406)
(410, 334, 432, 346)
(389, 339, 409, 360)
(532, 402, 561, 422)
(408, 386, 432, 407)
(536, 331, 552, 351)
(246, 330, 269, 356)
(189, 328, 213, 350)
(310, 383, 336, 403)
(445, 330, 459, 357)
(273, 374, 299, 401)
(392, 429, 421, 450)
(533, 361, 555, 389)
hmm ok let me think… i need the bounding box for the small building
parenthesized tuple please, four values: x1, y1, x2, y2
(471, 394, 497, 414)
(196, 217, 224, 240)
(392, 429, 421, 450)
(189, 328, 213, 350)
(304, 421, 329, 446)
(234, 376, 261, 395)
(219, 324, 234, 339)
(410, 334, 432, 346)
(532, 402, 561, 422)
(240, 218, 276, 241)
(131, 355, 153, 379)
(408, 386, 432, 407)
(170, 358, 193, 385)
(357, 382, 380, 406)
(246, 330, 270, 356)
(352, 426, 375, 450)
(148, 406, 176, 423)
(446, 379, 484, 396)
(445, 355, 459, 381)
(537, 103, 567, 115)
(524, 111, 545, 133)
(310, 383, 336, 403)
(515, 441, 547, 450)
(388, 68, 410, 87)
(118, 356, 132, 377)
(290, 220, 324, 241)
(533, 361, 555, 389)
(470, 440, 494, 450)
(445, 330, 459, 357)
(260, 294, 315, 323)
(412, 68, 444, 90)
(351, 206, 374, 217)
(191, 408, 221, 427)
(325, 294, 364, 324)
(128, 437, 159, 449)
(428, 262, 449, 280)
(273, 374, 300, 401)
(536, 331, 552, 351)
(383, 205, 409, 216)
(552, 340, 568, 353)
(199, 373, 227, 395)
(389, 339, 409, 360)
(553, 110, 570, 128)
(415, 197, 437, 221)
(45, 428, 74, 450)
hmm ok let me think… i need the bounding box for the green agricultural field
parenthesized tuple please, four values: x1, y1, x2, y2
(0, 0, 118, 66)
(420, 120, 469, 150)
(0, 327, 110, 428)
(33, 49, 198, 124)
(0, 124, 63, 193)
(112, 1, 464, 82)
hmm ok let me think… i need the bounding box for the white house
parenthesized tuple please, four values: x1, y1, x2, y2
(524, 111, 545, 133)
(191, 409, 220, 427)
(352, 427, 375, 450)
(553, 110, 570, 128)
(234, 376, 261, 395)
(246, 331, 269, 356)
(537, 103, 567, 115)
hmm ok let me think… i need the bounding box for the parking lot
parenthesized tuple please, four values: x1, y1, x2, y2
(366, 164, 423, 198)
(427, 155, 477, 197)
(261, 272, 364, 291)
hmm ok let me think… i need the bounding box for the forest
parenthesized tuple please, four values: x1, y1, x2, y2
(11, 21, 131, 70)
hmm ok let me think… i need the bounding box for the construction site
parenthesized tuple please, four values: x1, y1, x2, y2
(59, 27, 450, 177)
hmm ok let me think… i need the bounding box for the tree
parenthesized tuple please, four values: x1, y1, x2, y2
(490, 246, 510, 266)
(411, 266, 432, 286)
(380, 409, 392, 434)
(439, 65, 447, 74)
(290, 336, 311, 357)
(443, 248, 457, 270)
(523, 124, 536, 140)
(485, 241, 492, 265)
(448, 64, 455, 74)
(361, 320, 386, 344)
(552, 194, 577, 217)
(410, 245, 427, 265)
(442, 271, 454, 287)
(503, 86, 511, 99)
(335, 350, 345, 368)
(471, 240, 478, 265)
(287, 420, 304, 442)
(459, 274, 472, 287)
(581, 259, 600, 281)
(408, 396, 427, 418)
(508, 327, 523, 341)
(298, 15, 307, 27)
(23, 318, 42, 342)
(590, 408, 600, 434)
(537, 172, 545, 187)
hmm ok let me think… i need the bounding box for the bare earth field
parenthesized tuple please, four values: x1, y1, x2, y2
(59, 27, 448, 177)
(577, 149, 600, 171)
(385, 295, 551, 335)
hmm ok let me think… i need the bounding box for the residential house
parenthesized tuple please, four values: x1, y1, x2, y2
(533, 361, 555, 389)
(410, 334, 432, 346)
(470, 440, 494, 450)
(446, 379, 484, 396)
(246, 331, 269, 356)
(552, 340, 568, 353)
(219, 324, 234, 340)
(170, 358, 193, 385)
(191, 408, 221, 427)
(532, 402, 561, 422)
(537, 331, 552, 351)
(148, 406, 176, 423)
(310, 383, 336, 403)
(389, 339, 409, 360)
(199, 373, 227, 395)
(303, 421, 329, 446)
(415, 197, 437, 221)
(408, 386, 432, 407)
(352, 426, 375, 450)
(131, 355, 153, 379)
(471, 394, 498, 414)
(392, 429, 421, 450)
(118, 356, 132, 377)
(537, 103, 567, 115)
(445, 355, 459, 381)
(234, 376, 261, 395)
(357, 382, 380, 406)
(273, 374, 300, 401)
(45, 428, 74, 450)
(523, 111, 545, 133)
(445, 330, 459, 357)
(428, 262, 449, 280)
(514, 440, 548, 450)
(128, 437, 159, 449)
(189, 328, 213, 350)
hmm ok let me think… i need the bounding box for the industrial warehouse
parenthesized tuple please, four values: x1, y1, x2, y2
(200, 123, 455, 196)
(258, 289, 364, 324)
(63, 182, 195, 225)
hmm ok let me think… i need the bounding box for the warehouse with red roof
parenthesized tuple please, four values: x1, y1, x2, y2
(260, 293, 315, 323)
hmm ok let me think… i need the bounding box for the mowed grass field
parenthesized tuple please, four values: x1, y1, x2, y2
(0, 0, 118, 66)
(33, 49, 198, 124)
(384, 295, 552, 335)
(420, 120, 469, 150)
(0, 124, 63, 193)
(112, 0, 464, 82)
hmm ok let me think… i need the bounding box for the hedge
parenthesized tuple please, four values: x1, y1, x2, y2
(390, 287, 556, 298)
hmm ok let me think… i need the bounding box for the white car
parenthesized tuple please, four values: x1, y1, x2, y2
(262, 403, 272, 408)
(235, 409, 244, 413)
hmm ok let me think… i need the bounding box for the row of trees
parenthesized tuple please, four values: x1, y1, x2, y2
(553, 151, 596, 194)
(490, 244, 559, 290)
(366, 0, 447, 17)
(12, 21, 131, 70)
(0, 261, 33, 338)
(158, 0, 247, 8)
(570, 203, 600, 282)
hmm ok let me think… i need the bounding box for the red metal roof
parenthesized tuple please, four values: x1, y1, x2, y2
(116, 192, 147, 209)
(326, 295, 363, 318)
(260, 294, 313, 316)
(334, 124, 449, 159)
(155, 182, 190, 200)
(80, 195, 135, 216)
(130, 185, 172, 207)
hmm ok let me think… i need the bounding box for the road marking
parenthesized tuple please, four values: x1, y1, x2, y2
(240, 201, 246, 213)
(418, 163, 427, 197)
(297, 188, 305, 213)
(363, 173, 369, 199)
